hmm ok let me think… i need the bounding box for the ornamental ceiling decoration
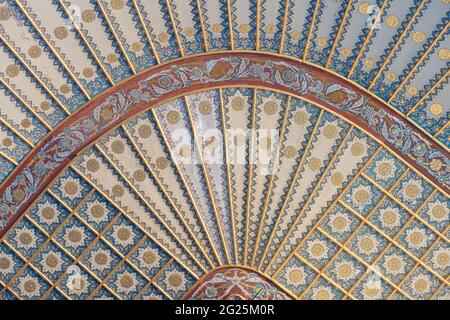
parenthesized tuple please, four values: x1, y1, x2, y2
(0, 0, 448, 300)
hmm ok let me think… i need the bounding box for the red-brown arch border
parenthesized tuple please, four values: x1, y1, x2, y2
(0, 52, 448, 238)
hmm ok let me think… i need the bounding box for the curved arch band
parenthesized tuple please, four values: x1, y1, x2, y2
(182, 267, 294, 300)
(0, 52, 448, 237)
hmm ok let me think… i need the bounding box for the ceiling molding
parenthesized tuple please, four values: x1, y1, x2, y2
(0, 51, 448, 239)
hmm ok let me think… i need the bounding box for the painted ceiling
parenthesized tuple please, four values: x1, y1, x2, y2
(0, 0, 448, 300)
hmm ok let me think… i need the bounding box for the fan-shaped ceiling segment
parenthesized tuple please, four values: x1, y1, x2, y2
(1, 83, 448, 300)
(0, 53, 447, 236)
(0, 0, 448, 300)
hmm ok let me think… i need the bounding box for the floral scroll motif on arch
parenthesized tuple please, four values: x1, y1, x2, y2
(0, 52, 448, 236)
(182, 267, 292, 300)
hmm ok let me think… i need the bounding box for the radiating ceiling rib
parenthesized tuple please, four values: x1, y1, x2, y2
(0, 0, 448, 299)
(226, 0, 235, 50)
(57, 0, 114, 86)
(167, 0, 206, 55)
(372, 2, 449, 101)
(0, 116, 34, 148)
(0, 76, 52, 130)
(120, 125, 215, 269)
(243, 89, 258, 265)
(220, 88, 254, 266)
(368, 0, 428, 90)
(1, 238, 68, 300)
(3, 188, 100, 300)
(260, 111, 340, 270)
(130, 0, 161, 64)
(218, 89, 238, 263)
(406, 77, 450, 139)
(97, 126, 214, 269)
(342, 201, 447, 296)
(388, 22, 449, 103)
(265, 127, 354, 273)
(255, 0, 261, 50)
(430, 283, 447, 300)
(199, 0, 228, 51)
(284, 143, 384, 288)
(0, 99, 46, 151)
(0, 48, 66, 128)
(0, 86, 49, 146)
(303, 0, 345, 65)
(251, 96, 292, 267)
(0, 2, 86, 113)
(228, 0, 256, 51)
(385, 211, 446, 299)
(252, 100, 321, 269)
(258, 109, 324, 270)
(151, 108, 223, 267)
(272, 142, 372, 275)
(280, 0, 313, 58)
(274, 146, 383, 291)
(390, 38, 449, 121)
(339, 196, 449, 286)
(263, 111, 354, 273)
(302, 0, 321, 60)
(70, 164, 200, 280)
(278, 0, 290, 54)
(245, 91, 290, 267)
(361, 172, 449, 245)
(347, 0, 389, 78)
(133, 257, 175, 300)
(316, 226, 413, 299)
(258, 0, 284, 52)
(14, 0, 91, 100)
(94, 145, 208, 274)
(187, 91, 236, 264)
(308, 165, 416, 298)
(0, 273, 21, 299)
(83, 236, 146, 300)
(0, 125, 31, 165)
(82, 233, 157, 300)
(0, 151, 17, 166)
(40, 189, 122, 300)
(347, 0, 416, 88)
(164, 0, 185, 57)
(435, 120, 449, 138)
(346, 173, 422, 297)
(407, 70, 449, 117)
(293, 252, 356, 299)
(94, 0, 136, 75)
(195, 0, 209, 52)
(184, 96, 231, 265)
(0, 0, 442, 161)
(325, 0, 354, 68)
(328, 170, 409, 295)
(96, 0, 158, 72)
(0, 156, 15, 184)
(0, 33, 69, 115)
